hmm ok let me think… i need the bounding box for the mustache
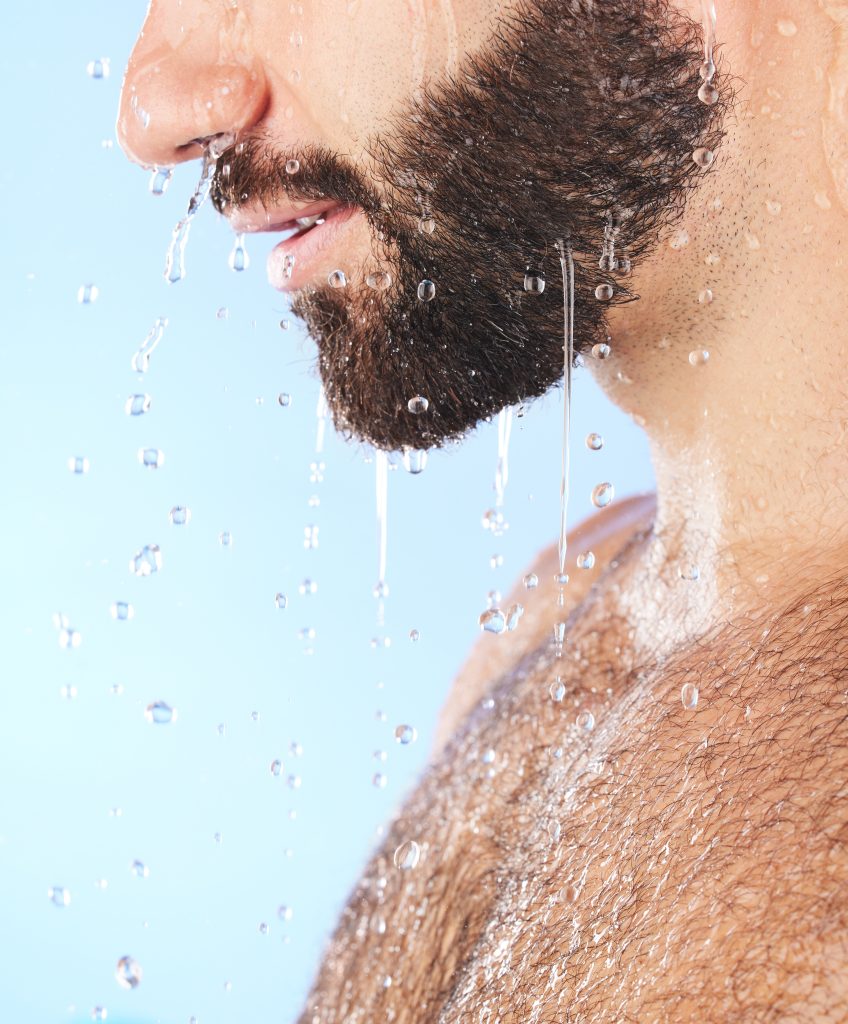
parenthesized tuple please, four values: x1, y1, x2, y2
(209, 135, 382, 219)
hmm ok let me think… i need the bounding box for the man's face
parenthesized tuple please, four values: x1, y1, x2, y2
(119, 0, 724, 452)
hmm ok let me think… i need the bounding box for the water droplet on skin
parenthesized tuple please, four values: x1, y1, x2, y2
(698, 289, 714, 304)
(110, 601, 134, 621)
(77, 284, 99, 304)
(407, 395, 429, 414)
(681, 682, 699, 710)
(130, 544, 162, 577)
(145, 701, 176, 725)
(692, 148, 715, 168)
(125, 394, 152, 417)
(576, 710, 595, 731)
(366, 271, 393, 291)
(697, 82, 719, 105)
(402, 449, 428, 474)
(285, 159, 300, 175)
(591, 482, 614, 508)
(418, 217, 436, 234)
(328, 270, 347, 288)
(591, 343, 611, 360)
(270, 759, 284, 776)
(394, 724, 418, 745)
(700, 59, 716, 82)
(523, 572, 539, 589)
(505, 603, 524, 631)
(138, 448, 165, 469)
(115, 956, 142, 990)
(577, 551, 596, 570)
(766, 200, 782, 215)
(616, 256, 632, 275)
(69, 456, 90, 475)
(228, 233, 249, 272)
(169, 505, 191, 526)
(417, 279, 436, 302)
(594, 283, 614, 301)
(776, 18, 797, 36)
(219, 530, 233, 547)
(48, 886, 70, 907)
(550, 679, 566, 702)
(130, 860, 149, 879)
(586, 432, 604, 451)
(688, 349, 710, 367)
(393, 840, 421, 870)
(86, 58, 110, 79)
(679, 563, 701, 581)
(409, 628, 420, 642)
(479, 608, 506, 634)
(668, 228, 690, 250)
(524, 271, 546, 294)
(289, 29, 303, 45)
(553, 572, 569, 587)
(283, 254, 296, 280)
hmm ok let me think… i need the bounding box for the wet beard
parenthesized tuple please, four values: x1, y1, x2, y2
(218, 0, 727, 452)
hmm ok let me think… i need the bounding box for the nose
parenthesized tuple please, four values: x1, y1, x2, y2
(117, 0, 270, 168)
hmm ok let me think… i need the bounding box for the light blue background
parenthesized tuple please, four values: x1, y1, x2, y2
(0, 4, 653, 1021)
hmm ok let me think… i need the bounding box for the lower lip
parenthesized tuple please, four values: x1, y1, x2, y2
(267, 205, 363, 292)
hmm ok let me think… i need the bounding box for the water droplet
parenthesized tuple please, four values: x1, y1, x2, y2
(585, 432, 604, 451)
(479, 608, 506, 634)
(148, 167, 172, 197)
(698, 288, 714, 304)
(145, 701, 176, 725)
(489, 553, 504, 569)
(283, 254, 296, 280)
(270, 759, 284, 777)
(130, 544, 162, 577)
(776, 18, 797, 36)
(328, 270, 347, 288)
(285, 159, 300, 175)
(577, 551, 596, 570)
(766, 199, 782, 215)
(372, 579, 389, 599)
(48, 886, 70, 907)
(287, 774, 302, 790)
(616, 256, 632, 276)
(692, 147, 715, 168)
(125, 394, 152, 417)
(679, 563, 701, 581)
(110, 601, 134, 621)
(591, 482, 614, 508)
(60, 684, 78, 700)
(409, 628, 420, 642)
(591, 343, 611, 360)
(279, 318, 290, 330)
(303, 524, 319, 549)
(697, 82, 719, 105)
(216, 306, 229, 320)
(594, 284, 614, 301)
(131, 317, 168, 374)
(138, 448, 165, 469)
(417, 279, 436, 302)
(169, 505, 191, 526)
(77, 284, 99, 305)
(407, 395, 429, 414)
(523, 572, 539, 589)
(228, 233, 249, 272)
(550, 679, 566, 702)
(86, 58, 110, 79)
(505, 603, 524, 631)
(289, 29, 303, 45)
(68, 456, 90, 475)
(278, 905, 294, 922)
(668, 228, 690, 250)
(681, 682, 699, 710)
(277, 392, 293, 409)
(219, 530, 233, 547)
(688, 349, 710, 367)
(130, 860, 149, 879)
(299, 579, 318, 596)
(115, 956, 142, 990)
(700, 59, 716, 81)
(576, 709, 595, 731)
(372, 772, 388, 789)
(90, 1007, 107, 1022)
(402, 449, 428, 474)
(524, 271, 546, 294)
(418, 217, 436, 235)
(548, 819, 562, 842)
(258, 922, 270, 935)
(366, 271, 393, 291)
(486, 589, 502, 608)
(393, 840, 421, 870)
(554, 572, 569, 587)
(275, 592, 288, 610)
(482, 508, 508, 536)
(394, 724, 418, 745)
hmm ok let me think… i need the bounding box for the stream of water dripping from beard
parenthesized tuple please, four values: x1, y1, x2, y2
(555, 240, 575, 582)
(375, 450, 389, 626)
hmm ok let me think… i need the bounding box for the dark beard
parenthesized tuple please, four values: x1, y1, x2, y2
(212, 0, 727, 452)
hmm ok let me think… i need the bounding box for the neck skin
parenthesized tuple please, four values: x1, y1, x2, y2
(584, 0, 848, 652)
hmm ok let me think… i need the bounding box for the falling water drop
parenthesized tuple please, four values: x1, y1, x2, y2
(394, 724, 418, 745)
(90, 1008, 107, 1022)
(144, 701, 176, 725)
(48, 886, 71, 907)
(591, 482, 614, 508)
(274, 593, 288, 609)
(148, 168, 172, 196)
(228, 233, 249, 272)
(86, 58, 110, 79)
(328, 270, 347, 288)
(409, 628, 420, 642)
(219, 530, 233, 547)
(138, 448, 165, 469)
(585, 432, 604, 451)
(110, 601, 134, 621)
(131, 317, 168, 374)
(164, 145, 222, 283)
(270, 759, 284, 777)
(77, 284, 99, 305)
(130, 544, 162, 577)
(277, 393, 292, 407)
(524, 270, 546, 294)
(681, 682, 700, 710)
(372, 773, 388, 789)
(68, 456, 90, 475)
(125, 394, 152, 417)
(130, 860, 149, 879)
(169, 506, 191, 526)
(402, 449, 428, 474)
(115, 957, 142, 991)
(417, 279, 436, 302)
(393, 840, 421, 870)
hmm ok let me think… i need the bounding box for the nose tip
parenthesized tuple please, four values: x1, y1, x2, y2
(117, 52, 269, 168)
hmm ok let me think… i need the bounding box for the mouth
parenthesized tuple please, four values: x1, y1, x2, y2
(228, 201, 365, 293)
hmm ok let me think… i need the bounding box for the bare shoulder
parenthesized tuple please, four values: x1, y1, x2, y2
(432, 492, 656, 754)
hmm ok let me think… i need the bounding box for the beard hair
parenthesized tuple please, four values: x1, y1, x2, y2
(216, 0, 728, 452)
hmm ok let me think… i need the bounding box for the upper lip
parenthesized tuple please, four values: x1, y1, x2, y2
(226, 199, 344, 234)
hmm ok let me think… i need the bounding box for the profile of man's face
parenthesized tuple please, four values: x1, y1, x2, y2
(119, 0, 724, 453)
